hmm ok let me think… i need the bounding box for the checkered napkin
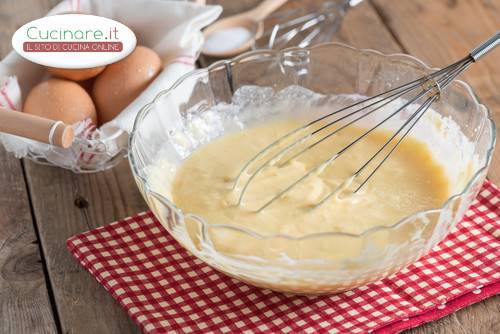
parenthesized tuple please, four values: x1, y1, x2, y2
(67, 181, 499, 334)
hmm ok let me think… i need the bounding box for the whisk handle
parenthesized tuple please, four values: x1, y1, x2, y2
(470, 31, 500, 61)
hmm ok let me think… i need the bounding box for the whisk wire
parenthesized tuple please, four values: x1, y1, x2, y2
(233, 91, 403, 204)
(253, 87, 432, 212)
(276, 82, 432, 167)
(232, 61, 460, 194)
(231, 31, 499, 212)
(343, 58, 475, 196)
(262, 1, 341, 49)
(351, 98, 435, 194)
(272, 13, 331, 49)
(233, 57, 468, 199)
(232, 59, 461, 192)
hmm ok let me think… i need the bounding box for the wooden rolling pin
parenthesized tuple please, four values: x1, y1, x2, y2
(0, 107, 74, 148)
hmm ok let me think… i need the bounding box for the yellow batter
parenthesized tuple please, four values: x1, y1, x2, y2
(172, 120, 450, 258)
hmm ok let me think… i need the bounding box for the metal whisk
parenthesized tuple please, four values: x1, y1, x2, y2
(254, 0, 363, 50)
(233, 32, 499, 212)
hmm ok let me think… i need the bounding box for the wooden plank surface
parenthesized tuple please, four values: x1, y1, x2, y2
(0, 1, 58, 333)
(372, 0, 500, 183)
(328, 3, 500, 331)
(25, 160, 146, 334)
(0, 0, 497, 333)
(370, 1, 500, 333)
(0, 154, 57, 334)
(0, 1, 147, 333)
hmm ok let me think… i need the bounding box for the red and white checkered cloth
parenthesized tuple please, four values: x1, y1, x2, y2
(67, 181, 500, 334)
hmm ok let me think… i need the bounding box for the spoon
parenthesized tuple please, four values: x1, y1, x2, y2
(202, 0, 289, 58)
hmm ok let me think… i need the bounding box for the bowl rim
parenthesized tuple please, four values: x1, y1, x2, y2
(128, 42, 496, 240)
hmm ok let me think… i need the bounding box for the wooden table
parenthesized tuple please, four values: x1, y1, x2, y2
(0, 0, 498, 333)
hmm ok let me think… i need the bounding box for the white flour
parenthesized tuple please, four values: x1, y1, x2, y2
(203, 27, 253, 53)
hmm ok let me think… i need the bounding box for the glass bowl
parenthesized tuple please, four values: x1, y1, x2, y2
(129, 43, 495, 294)
(20, 128, 127, 173)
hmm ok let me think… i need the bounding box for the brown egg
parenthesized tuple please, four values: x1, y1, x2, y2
(24, 79, 97, 125)
(48, 66, 105, 81)
(92, 46, 162, 125)
(78, 77, 95, 95)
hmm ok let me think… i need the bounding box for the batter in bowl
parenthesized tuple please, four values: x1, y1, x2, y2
(172, 119, 450, 259)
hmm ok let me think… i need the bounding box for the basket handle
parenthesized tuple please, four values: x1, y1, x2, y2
(0, 107, 74, 148)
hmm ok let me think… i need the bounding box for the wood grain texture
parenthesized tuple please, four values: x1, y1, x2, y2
(334, 0, 401, 53)
(25, 159, 146, 334)
(204, 1, 499, 333)
(0, 151, 57, 334)
(0, 1, 60, 333)
(372, 0, 500, 184)
(406, 295, 499, 334)
(0, 0, 497, 333)
(371, 1, 500, 333)
(1, 1, 145, 333)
